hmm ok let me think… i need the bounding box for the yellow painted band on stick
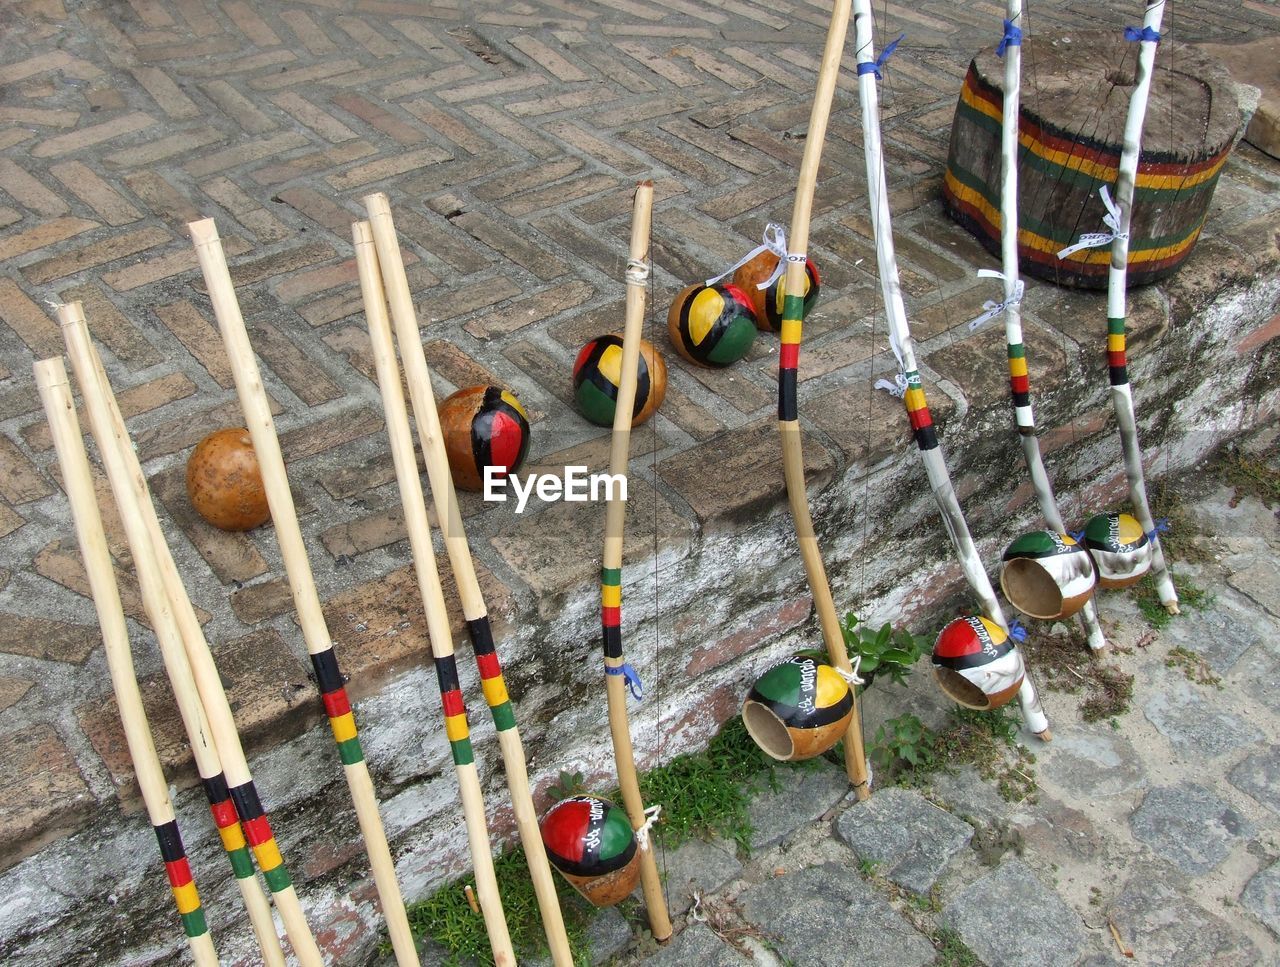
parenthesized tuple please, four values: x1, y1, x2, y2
(252, 839, 284, 872)
(445, 712, 469, 742)
(601, 584, 621, 608)
(1009, 357, 1028, 377)
(172, 881, 201, 915)
(1108, 334, 1126, 352)
(904, 387, 928, 411)
(217, 823, 247, 853)
(779, 319, 802, 345)
(329, 711, 357, 744)
(482, 676, 510, 708)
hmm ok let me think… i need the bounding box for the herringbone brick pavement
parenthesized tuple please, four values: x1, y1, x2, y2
(1, 0, 1278, 958)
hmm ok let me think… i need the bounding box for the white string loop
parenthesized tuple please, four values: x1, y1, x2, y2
(835, 654, 866, 688)
(874, 372, 909, 398)
(1057, 184, 1127, 259)
(967, 269, 1025, 331)
(705, 222, 789, 290)
(634, 803, 662, 852)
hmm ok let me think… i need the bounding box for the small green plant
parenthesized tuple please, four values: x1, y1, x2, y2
(1166, 645, 1223, 688)
(857, 857, 883, 878)
(403, 848, 595, 966)
(547, 770, 587, 802)
(839, 613, 929, 688)
(1216, 446, 1280, 507)
(932, 927, 982, 967)
(1135, 574, 1212, 629)
(870, 713, 939, 780)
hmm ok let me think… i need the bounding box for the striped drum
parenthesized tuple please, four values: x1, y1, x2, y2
(741, 655, 853, 761)
(540, 795, 640, 907)
(932, 616, 1026, 711)
(732, 252, 820, 332)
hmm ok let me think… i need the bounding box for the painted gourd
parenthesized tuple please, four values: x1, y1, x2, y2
(1082, 512, 1152, 589)
(186, 428, 270, 531)
(741, 655, 854, 762)
(932, 616, 1025, 711)
(1000, 531, 1097, 620)
(572, 334, 668, 427)
(732, 251, 820, 332)
(540, 795, 640, 907)
(667, 282, 757, 368)
(438, 385, 531, 492)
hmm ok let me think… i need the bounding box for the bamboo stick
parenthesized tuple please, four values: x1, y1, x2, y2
(57, 305, 294, 964)
(774, 0, 871, 798)
(353, 219, 516, 967)
(36, 357, 219, 967)
(593, 180, 673, 940)
(849, 0, 1051, 739)
(182, 216, 422, 967)
(362, 192, 575, 957)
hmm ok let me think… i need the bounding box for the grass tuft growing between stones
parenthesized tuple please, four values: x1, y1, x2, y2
(867, 705, 1038, 804)
(1020, 629, 1135, 723)
(1134, 573, 1213, 630)
(931, 927, 983, 966)
(1165, 645, 1223, 688)
(1214, 446, 1280, 507)
(403, 846, 597, 967)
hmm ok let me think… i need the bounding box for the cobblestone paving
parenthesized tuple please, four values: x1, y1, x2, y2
(1, 0, 1279, 962)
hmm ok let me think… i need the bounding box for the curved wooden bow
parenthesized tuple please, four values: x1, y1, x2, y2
(775, 0, 871, 799)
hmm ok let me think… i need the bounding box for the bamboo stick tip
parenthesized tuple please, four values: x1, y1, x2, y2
(187, 218, 219, 245)
(637, 179, 653, 189)
(32, 356, 68, 385)
(854, 782, 871, 802)
(362, 191, 390, 215)
(1164, 602, 1181, 616)
(352, 220, 373, 245)
(1036, 728, 1054, 743)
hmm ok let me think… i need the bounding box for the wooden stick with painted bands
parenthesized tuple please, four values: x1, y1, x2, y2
(991, 0, 1109, 653)
(36, 358, 219, 967)
(593, 180, 672, 940)
(775, 0, 871, 800)
(1104, 0, 1179, 614)
(353, 220, 517, 966)
(57, 305, 292, 965)
(361, 193, 574, 958)
(185, 219, 420, 967)
(849, 1, 1051, 739)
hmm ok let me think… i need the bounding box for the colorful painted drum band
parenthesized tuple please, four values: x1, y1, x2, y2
(439, 385, 531, 491)
(540, 796, 641, 907)
(573, 335, 667, 427)
(1083, 511, 1152, 589)
(667, 282, 757, 368)
(742, 655, 854, 762)
(1000, 531, 1098, 620)
(932, 616, 1026, 711)
(733, 252, 820, 332)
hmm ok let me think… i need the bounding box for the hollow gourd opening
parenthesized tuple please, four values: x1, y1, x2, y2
(933, 667, 994, 710)
(1001, 558, 1064, 620)
(742, 700, 795, 761)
